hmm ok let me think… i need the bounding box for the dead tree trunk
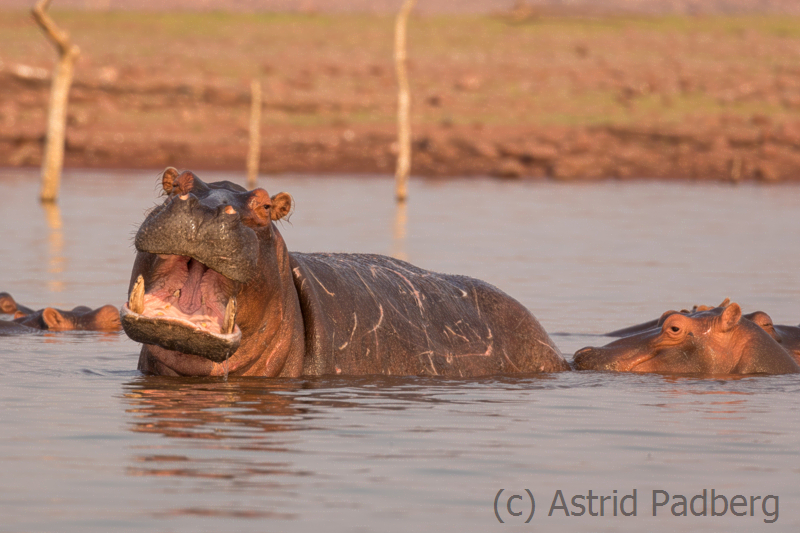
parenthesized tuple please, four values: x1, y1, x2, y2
(394, 0, 417, 203)
(246, 79, 262, 189)
(32, 0, 80, 204)
(392, 200, 408, 261)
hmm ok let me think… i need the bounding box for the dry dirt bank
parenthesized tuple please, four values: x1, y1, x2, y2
(2, 10, 800, 181)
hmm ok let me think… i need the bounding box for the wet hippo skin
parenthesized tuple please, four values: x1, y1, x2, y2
(123, 168, 570, 377)
(574, 303, 799, 375)
(0, 320, 39, 335)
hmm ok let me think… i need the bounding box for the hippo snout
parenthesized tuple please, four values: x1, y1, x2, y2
(572, 346, 601, 370)
(134, 191, 260, 283)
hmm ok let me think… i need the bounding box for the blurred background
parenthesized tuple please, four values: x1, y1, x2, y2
(1, 0, 800, 181)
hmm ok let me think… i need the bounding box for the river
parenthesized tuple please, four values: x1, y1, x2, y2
(0, 169, 798, 532)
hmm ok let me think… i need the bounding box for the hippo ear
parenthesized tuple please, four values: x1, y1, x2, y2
(91, 305, 123, 332)
(42, 308, 70, 331)
(160, 167, 179, 194)
(174, 171, 201, 195)
(720, 303, 742, 332)
(161, 169, 204, 196)
(271, 192, 293, 221)
(0, 291, 17, 314)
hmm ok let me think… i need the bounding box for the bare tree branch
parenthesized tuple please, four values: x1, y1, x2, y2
(31, 0, 80, 203)
(247, 79, 262, 189)
(32, 1, 71, 53)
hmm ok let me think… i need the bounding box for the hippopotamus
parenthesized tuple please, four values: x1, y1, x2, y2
(0, 292, 34, 316)
(121, 168, 569, 377)
(742, 311, 800, 364)
(573, 303, 799, 374)
(0, 296, 121, 334)
(14, 304, 121, 331)
(603, 299, 800, 366)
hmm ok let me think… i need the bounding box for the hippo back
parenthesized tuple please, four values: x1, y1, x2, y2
(289, 253, 568, 377)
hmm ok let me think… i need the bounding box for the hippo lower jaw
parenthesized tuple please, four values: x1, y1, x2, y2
(121, 305, 241, 362)
(120, 255, 242, 363)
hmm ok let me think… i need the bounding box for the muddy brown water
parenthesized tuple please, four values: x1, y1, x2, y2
(1, 169, 799, 532)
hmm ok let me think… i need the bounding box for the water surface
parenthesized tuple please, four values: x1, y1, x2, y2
(1, 169, 798, 532)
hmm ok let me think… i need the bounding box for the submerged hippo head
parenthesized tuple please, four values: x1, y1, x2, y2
(14, 304, 121, 331)
(574, 303, 799, 375)
(744, 311, 800, 364)
(0, 292, 34, 316)
(122, 168, 294, 372)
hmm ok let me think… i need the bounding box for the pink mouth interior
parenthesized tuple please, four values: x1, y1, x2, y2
(137, 255, 235, 334)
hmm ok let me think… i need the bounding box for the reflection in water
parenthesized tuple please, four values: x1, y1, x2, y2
(122, 377, 308, 519)
(123, 377, 301, 444)
(655, 381, 757, 420)
(392, 200, 407, 261)
(41, 202, 65, 293)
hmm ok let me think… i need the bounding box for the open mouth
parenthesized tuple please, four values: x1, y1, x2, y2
(120, 255, 242, 362)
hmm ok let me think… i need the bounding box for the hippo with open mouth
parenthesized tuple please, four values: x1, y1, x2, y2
(121, 168, 569, 377)
(573, 303, 799, 374)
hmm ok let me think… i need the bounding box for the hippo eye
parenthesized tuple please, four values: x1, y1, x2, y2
(664, 323, 683, 336)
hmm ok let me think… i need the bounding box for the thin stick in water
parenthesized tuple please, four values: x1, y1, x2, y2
(394, 0, 417, 203)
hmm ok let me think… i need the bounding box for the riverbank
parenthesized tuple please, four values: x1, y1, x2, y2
(2, 10, 800, 181)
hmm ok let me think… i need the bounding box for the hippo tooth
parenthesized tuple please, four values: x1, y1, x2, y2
(223, 297, 237, 335)
(130, 275, 145, 314)
(173, 289, 180, 299)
